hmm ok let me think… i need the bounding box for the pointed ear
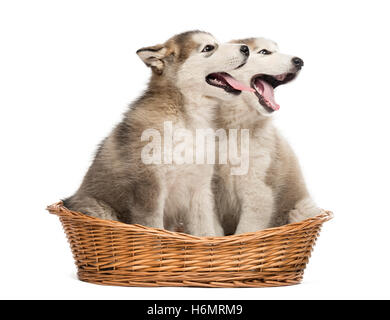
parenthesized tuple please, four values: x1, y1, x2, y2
(136, 44, 169, 74)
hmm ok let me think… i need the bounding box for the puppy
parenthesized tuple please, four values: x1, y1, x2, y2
(63, 31, 251, 237)
(214, 37, 321, 235)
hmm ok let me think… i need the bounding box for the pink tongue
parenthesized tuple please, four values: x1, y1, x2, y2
(255, 79, 280, 111)
(221, 74, 255, 92)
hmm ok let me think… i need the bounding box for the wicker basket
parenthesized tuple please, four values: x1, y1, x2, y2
(47, 202, 332, 288)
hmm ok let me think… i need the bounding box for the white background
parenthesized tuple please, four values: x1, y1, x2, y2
(1, 0, 389, 300)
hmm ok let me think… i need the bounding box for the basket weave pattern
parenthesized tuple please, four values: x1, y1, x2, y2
(47, 202, 332, 288)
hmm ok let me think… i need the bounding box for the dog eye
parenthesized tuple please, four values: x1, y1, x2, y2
(202, 45, 215, 53)
(258, 49, 272, 55)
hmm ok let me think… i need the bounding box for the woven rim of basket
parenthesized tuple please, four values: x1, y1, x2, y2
(47, 201, 333, 244)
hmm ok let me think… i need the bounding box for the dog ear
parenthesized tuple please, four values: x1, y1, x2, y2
(136, 44, 169, 75)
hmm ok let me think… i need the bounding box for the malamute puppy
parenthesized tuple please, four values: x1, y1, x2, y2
(64, 31, 250, 236)
(214, 37, 321, 235)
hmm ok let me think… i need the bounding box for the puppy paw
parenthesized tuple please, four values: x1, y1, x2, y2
(288, 198, 321, 223)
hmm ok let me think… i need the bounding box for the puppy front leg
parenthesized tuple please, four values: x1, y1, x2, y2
(185, 186, 223, 237)
(131, 205, 165, 229)
(130, 176, 166, 229)
(234, 183, 274, 234)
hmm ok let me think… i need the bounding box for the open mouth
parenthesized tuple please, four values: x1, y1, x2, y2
(251, 73, 297, 113)
(206, 72, 253, 95)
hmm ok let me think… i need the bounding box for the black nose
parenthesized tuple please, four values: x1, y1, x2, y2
(240, 45, 250, 57)
(292, 57, 304, 70)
